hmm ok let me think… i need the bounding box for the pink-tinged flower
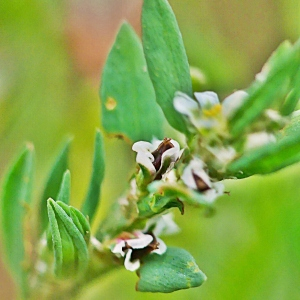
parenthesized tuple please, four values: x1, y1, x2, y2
(132, 138, 183, 180)
(181, 158, 224, 203)
(111, 231, 166, 272)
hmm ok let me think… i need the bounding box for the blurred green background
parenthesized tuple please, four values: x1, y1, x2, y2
(1, 0, 300, 299)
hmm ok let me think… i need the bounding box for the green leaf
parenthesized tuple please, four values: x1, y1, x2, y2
(229, 40, 300, 136)
(47, 200, 63, 276)
(137, 247, 206, 293)
(138, 194, 184, 218)
(70, 207, 91, 243)
(0, 144, 34, 293)
(142, 0, 192, 134)
(56, 170, 71, 204)
(39, 139, 71, 233)
(281, 114, 300, 137)
(81, 130, 105, 222)
(280, 66, 300, 116)
(227, 134, 300, 178)
(50, 199, 89, 272)
(100, 22, 164, 142)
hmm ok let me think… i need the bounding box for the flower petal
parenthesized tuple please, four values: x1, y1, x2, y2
(152, 238, 167, 255)
(245, 132, 276, 150)
(181, 158, 211, 190)
(124, 249, 140, 271)
(194, 91, 220, 109)
(132, 141, 156, 153)
(127, 233, 153, 249)
(174, 92, 198, 118)
(112, 240, 126, 256)
(222, 90, 248, 118)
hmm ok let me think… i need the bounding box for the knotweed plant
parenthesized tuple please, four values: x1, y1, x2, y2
(1, 0, 300, 299)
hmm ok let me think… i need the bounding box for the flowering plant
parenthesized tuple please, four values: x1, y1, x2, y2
(1, 0, 300, 298)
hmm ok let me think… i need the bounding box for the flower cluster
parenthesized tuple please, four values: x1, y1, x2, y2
(112, 231, 166, 271)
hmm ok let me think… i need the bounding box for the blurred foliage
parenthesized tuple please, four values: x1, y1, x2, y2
(1, 0, 300, 299)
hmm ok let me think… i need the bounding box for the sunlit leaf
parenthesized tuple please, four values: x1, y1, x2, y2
(56, 170, 71, 204)
(39, 139, 71, 233)
(229, 40, 300, 136)
(100, 23, 164, 142)
(142, 0, 192, 134)
(280, 66, 300, 115)
(227, 133, 300, 178)
(0, 144, 34, 294)
(47, 200, 63, 276)
(50, 199, 89, 272)
(70, 207, 91, 243)
(137, 247, 206, 293)
(81, 130, 105, 222)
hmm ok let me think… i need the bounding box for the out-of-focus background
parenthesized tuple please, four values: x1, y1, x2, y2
(1, 0, 300, 299)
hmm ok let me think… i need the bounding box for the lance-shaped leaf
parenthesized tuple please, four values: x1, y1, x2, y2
(138, 194, 184, 218)
(57, 201, 91, 244)
(137, 247, 206, 293)
(56, 170, 71, 204)
(227, 133, 300, 178)
(229, 40, 300, 136)
(40, 139, 71, 233)
(142, 0, 192, 134)
(70, 207, 91, 243)
(49, 199, 89, 273)
(47, 201, 63, 275)
(0, 144, 34, 294)
(280, 65, 300, 116)
(148, 181, 214, 207)
(100, 23, 164, 142)
(81, 130, 105, 222)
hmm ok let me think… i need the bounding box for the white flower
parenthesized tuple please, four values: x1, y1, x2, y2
(207, 146, 237, 166)
(181, 158, 224, 203)
(111, 231, 166, 272)
(132, 138, 183, 178)
(174, 90, 248, 129)
(222, 90, 248, 119)
(174, 91, 222, 130)
(245, 132, 276, 150)
(194, 91, 220, 109)
(144, 212, 180, 237)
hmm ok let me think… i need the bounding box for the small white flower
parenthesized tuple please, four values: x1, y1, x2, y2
(222, 90, 248, 119)
(144, 212, 180, 237)
(132, 138, 183, 178)
(194, 91, 220, 109)
(162, 169, 177, 183)
(245, 132, 276, 150)
(181, 158, 224, 203)
(174, 91, 223, 130)
(111, 231, 166, 272)
(207, 146, 237, 166)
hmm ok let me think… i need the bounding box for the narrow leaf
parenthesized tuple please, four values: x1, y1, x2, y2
(142, 0, 192, 134)
(50, 200, 89, 272)
(0, 144, 34, 292)
(137, 247, 206, 293)
(100, 22, 164, 142)
(39, 139, 71, 233)
(47, 200, 63, 276)
(81, 130, 105, 222)
(70, 207, 91, 243)
(280, 66, 300, 115)
(56, 170, 71, 204)
(227, 134, 300, 178)
(229, 40, 300, 136)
